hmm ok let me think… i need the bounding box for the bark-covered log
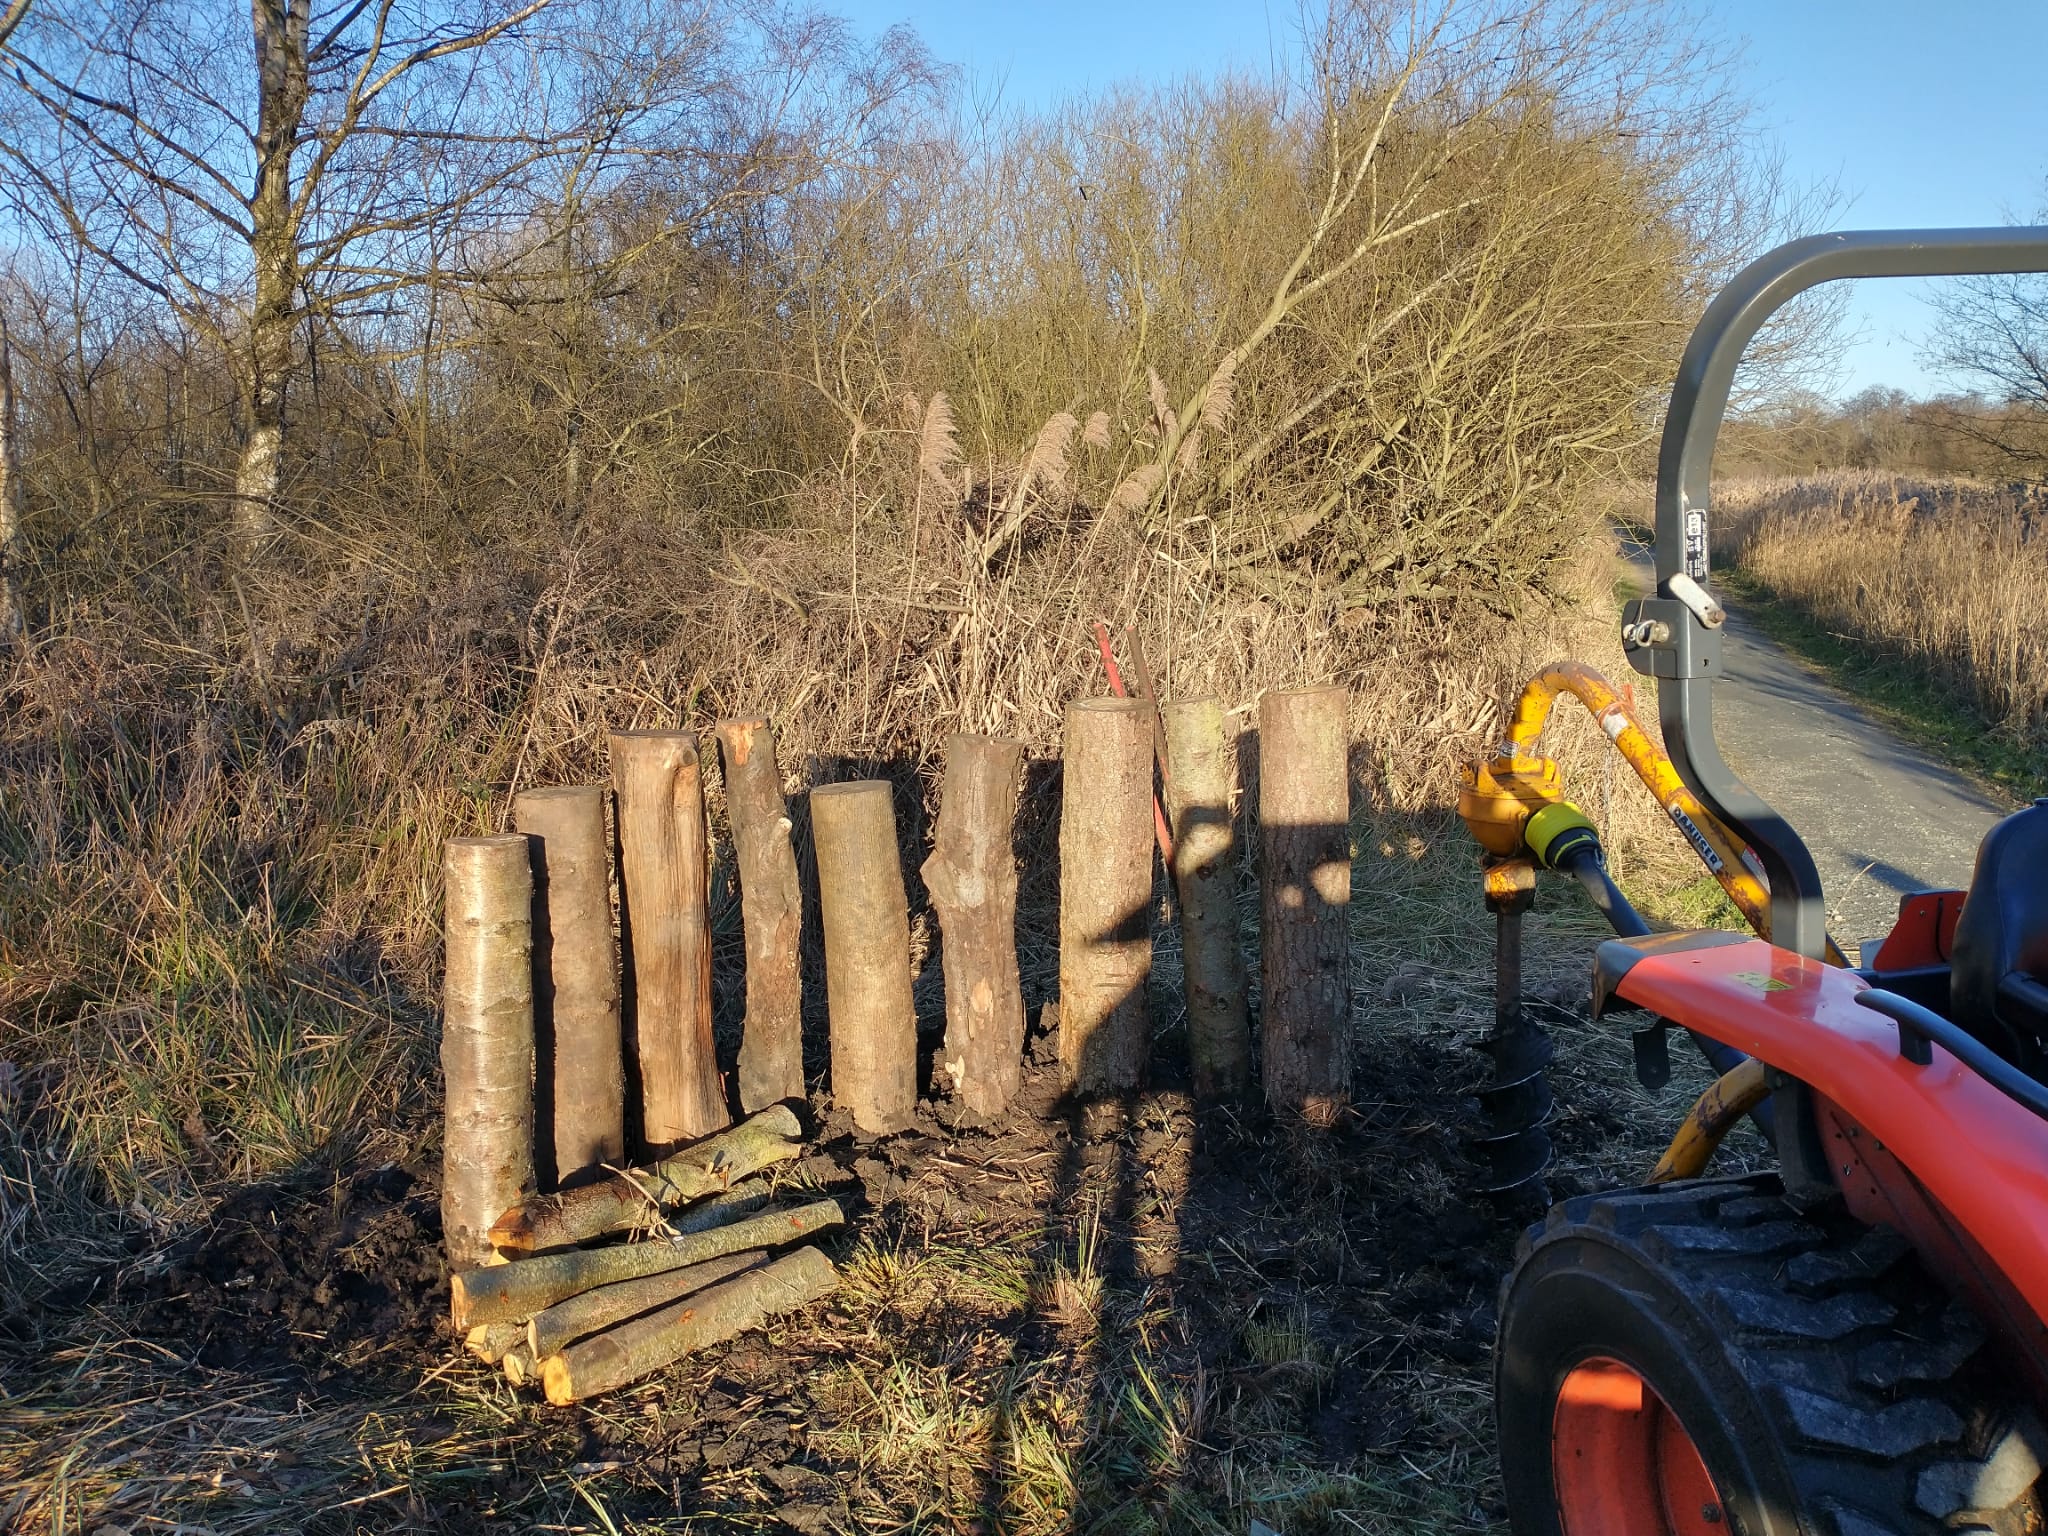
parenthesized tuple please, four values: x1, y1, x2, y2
(920, 734, 1026, 1119)
(526, 1250, 765, 1359)
(1161, 699, 1251, 1100)
(502, 1342, 539, 1386)
(513, 784, 625, 1189)
(540, 1245, 838, 1405)
(715, 718, 806, 1111)
(810, 781, 917, 1134)
(1258, 685, 1353, 1124)
(488, 1104, 801, 1251)
(465, 1321, 527, 1364)
(451, 1197, 844, 1330)
(611, 730, 728, 1149)
(1058, 698, 1154, 1095)
(441, 834, 536, 1271)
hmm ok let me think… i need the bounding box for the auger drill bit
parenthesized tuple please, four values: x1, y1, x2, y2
(1469, 860, 1553, 1202)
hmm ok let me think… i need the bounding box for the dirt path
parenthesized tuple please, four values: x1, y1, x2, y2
(1619, 540, 2009, 953)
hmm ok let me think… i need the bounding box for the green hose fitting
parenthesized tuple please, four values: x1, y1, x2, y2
(1525, 801, 1601, 870)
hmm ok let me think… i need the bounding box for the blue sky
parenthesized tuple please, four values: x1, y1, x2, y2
(836, 0, 2048, 399)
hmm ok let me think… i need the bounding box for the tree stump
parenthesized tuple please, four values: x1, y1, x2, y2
(920, 733, 1026, 1119)
(610, 731, 727, 1150)
(810, 780, 917, 1134)
(1161, 699, 1251, 1100)
(441, 834, 537, 1270)
(1059, 697, 1154, 1095)
(513, 785, 624, 1188)
(1258, 685, 1353, 1124)
(715, 718, 806, 1110)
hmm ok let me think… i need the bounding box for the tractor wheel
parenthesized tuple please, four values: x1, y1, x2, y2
(1494, 1175, 2047, 1535)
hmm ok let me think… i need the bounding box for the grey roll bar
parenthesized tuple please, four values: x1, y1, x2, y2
(1628, 227, 2048, 959)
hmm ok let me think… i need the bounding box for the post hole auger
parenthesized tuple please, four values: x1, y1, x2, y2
(1452, 227, 2048, 1536)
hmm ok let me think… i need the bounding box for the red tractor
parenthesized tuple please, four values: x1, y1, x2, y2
(1459, 229, 2048, 1535)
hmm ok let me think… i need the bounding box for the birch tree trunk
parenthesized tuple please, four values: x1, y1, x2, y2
(1059, 698, 1154, 1095)
(920, 734, 1025, 1119)
(611, 730, 728, 1151)
(810, 780, 917, 1134)
(1161, 699, 1251, 1099)
(513, 785, 624, 1189)
(715, 718, 806, 1110)
(441, 834, 537, 1270)
(0, 313, 22, 643)
(234, 0, 312, 559)
(1258, 686, 1353, 1124)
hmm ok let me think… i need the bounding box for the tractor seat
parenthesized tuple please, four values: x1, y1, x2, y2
(1949, 799, 2048, 1077)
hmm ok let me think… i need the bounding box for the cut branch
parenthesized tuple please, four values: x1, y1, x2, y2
(526, 1249, 764, 1360)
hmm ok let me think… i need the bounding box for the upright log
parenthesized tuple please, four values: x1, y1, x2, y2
(810, 781, 917, 1134)
(441, 834, 537, 1271)
(513, 785, 625, 1188)
(921, 734, 1026, 1119)
(611, 731, 728, 1149)
(1161, 699, 1252, 1100)
(1059, 698, 1155, 1095)
(1258, 686, 1353, 1124)
(715, 718, 806, 1110)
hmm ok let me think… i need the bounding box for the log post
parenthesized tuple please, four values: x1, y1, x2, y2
(920, 734, 1026, 1119)
(1058, 697, 1154, 1095)
(715, 718, 806, 1110)
(810, 781, 917, 1134)
(610, 731, 728, 1150)
(1161, 699, 1251, 1100)
(1258, 686, 1353, 1124)
(513, 785, 624, 1189)
(441, 834, 537, 1271)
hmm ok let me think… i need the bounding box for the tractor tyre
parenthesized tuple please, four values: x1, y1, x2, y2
(1494, 1174, 2046, 1535)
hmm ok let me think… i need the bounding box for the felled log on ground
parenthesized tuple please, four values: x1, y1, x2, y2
(441, 834, 537, 1271)
(526, 1250, 764, 1359)
(1161, 698, 1251, 1100)
(487, 1104, 801, 1252)
(513, 784, 626, 1189)
(541, 1245, 838, 1405)
(611, 729, 728, 1149)
(920, 733, 1027, 1120)
(716, 717, 807, 1111)
(1058, 698, 1155, 1095)
(1258, 685, 1353, 1124)
(451, 1197, 844, 1331)
(465, 1321, 528, 1364)
(810, 780, 917, 1134)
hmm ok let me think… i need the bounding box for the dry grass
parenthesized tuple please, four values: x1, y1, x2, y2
(1713, 472, 2048, 764)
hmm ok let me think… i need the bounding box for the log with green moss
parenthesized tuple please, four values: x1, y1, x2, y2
(526, 1249, 764, 1359)
(540, 1244, 838, 1404)
(487, 1104, 801, 1251)
(450, 1197, 843, 1331)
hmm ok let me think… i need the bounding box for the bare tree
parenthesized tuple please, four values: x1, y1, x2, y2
(0, 310, 22, 641)
(0, 0, 714, 557)
(1924, 220, 2048, 475)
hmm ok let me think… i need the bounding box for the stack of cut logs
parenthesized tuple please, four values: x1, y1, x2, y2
(438, 684, 1355, 1399)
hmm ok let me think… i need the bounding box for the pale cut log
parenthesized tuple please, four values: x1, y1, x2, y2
(716, 718, 807, 1110)
(1058, 698, 1155, 1095)
(503, 1342, 539, 1386)
(1161, 699, 1251, 1100)
(1258, 685, 1353, 1124)
(441, 834, 536, 1271)
(514, 784, 625, 1188)
(611, 730, 728, 1148)
(920, 734, 1026, 1119)
(541, 1245, 838, 1405)
(451, 1198, 844, 1331)
(488, 1104, 801, 1251)
(465, 1321, 527, 1364)
(526, 1250, 765, 1359)
(810, 781, 917, 1134)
